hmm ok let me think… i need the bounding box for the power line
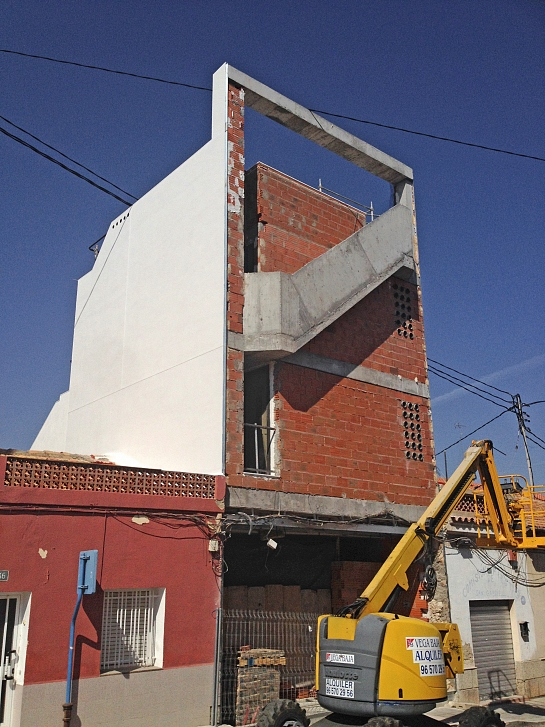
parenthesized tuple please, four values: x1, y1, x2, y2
(0, 114, 137, 200)
(526, 427, 545, 448)
(0, 124, 134, 205)
(0, 49, 212, 92)
(427, 357, 512, 398)
(2, 48, 544, 164)
(435, 409, 514, 456)
(428, 366, 511, 409)
(309, 108, 545, 163)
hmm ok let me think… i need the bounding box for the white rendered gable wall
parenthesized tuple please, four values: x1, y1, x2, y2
(33, 66, 230, 474)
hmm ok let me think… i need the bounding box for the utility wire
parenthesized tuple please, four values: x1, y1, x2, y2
(526, 434, 545, 452)
(428, 366, 512, 409)
(526, 427, 545, 448)
(0, 114, 137, 200)
(435, 409, 513, 456)
(0, 124, 134, 205)
(0, 49, 212, 92)
(2, 48, 544, 163)
(309, 108, 545, 163)
(427, 357, 512, 398)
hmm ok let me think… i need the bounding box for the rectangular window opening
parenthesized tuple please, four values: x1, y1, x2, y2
(244, 364, 276, 476)
(100, 588, 164, 673)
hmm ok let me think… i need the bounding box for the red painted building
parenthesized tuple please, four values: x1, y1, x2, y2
(0, 452, 225, 727)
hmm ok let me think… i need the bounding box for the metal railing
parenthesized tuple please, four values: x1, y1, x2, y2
(470, 474, 545, 547)
(221, 610, 320, 725)
(243, 423, 276, 476)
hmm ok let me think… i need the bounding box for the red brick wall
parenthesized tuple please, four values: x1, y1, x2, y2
(226, 83, 245, 481)
(226, 107, 434, 506)
(273, 364, 434, 505)
(246, 163, 366, 274)
(305, 276, 426, 382)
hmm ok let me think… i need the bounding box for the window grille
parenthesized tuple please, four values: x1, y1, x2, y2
(100, 589, 161, 672)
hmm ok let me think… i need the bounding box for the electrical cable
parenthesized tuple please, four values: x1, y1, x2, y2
(525, 427, 545, 448)
(428, 366, 512, 409)
(309, 108, 545, 163)
(427, 357, 512, 399)
(526, 433, 545, 452)
(0, 124, 134, 205)
(435, 408, 514, 456)
(0, 49, 212, 91)
(2, 48, 544, 163)
(0, 114, 137, 200)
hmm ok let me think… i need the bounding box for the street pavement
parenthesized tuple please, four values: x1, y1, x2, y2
(301, 697, 545, 727)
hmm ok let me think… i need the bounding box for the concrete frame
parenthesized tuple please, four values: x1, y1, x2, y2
(224, 66, 418, 364)
(227, 67, 413, 185)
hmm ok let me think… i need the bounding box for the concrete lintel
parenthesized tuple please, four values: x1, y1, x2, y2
(227, 66, 413, 185)
(229, 515, 410, 537)
(227, 485, 425, 524)
(284, 350, 430, 399)
(243, 203, 416, 356)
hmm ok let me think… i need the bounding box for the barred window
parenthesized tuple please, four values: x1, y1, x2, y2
(100, 589, 165, 672)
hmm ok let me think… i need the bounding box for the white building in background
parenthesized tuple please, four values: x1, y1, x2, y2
(446, 501, 545, 703)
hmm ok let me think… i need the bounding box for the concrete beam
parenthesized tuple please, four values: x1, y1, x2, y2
(243, 203, 415, 357)
(227, 486, 425, 526)
(284, 350, 429, 398)
(227, 66, 413, 185)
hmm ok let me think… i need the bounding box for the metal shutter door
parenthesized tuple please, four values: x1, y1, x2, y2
(469, 600, 517, 701)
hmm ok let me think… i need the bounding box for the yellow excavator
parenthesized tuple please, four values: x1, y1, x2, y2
(257, 440, 545, 727)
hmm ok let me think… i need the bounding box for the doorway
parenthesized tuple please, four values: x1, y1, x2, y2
(0, 595, 29, 727)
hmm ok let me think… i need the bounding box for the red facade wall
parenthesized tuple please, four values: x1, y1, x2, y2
(0, 509, 219, 684)
(0, 455, 221, 686)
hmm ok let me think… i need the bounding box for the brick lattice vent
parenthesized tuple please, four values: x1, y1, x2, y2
(3, 457, 217, 498)
(401, 401, 424, 461)
(393, 281, 415, 340)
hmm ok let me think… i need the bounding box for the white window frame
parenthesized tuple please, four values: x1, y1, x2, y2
(100, 588, 165, 673)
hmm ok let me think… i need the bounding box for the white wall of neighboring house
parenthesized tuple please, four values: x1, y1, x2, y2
(445, 541, 545, 701)
(33, 65, 231, 474)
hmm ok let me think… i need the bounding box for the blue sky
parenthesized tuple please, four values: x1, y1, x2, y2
(1, 0, 544, 482)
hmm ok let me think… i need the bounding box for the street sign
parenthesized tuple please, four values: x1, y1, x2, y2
(77, 550, 98, 594)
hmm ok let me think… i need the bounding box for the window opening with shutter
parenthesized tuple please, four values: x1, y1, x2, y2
(100, 589, 163, 672)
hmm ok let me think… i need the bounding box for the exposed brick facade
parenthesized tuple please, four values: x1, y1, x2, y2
(245, 163, 366, 275)
(225, 92, 435, 508)
(225, 82, 246, 482)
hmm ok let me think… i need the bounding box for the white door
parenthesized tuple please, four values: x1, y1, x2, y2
(0, 597, 19, 727)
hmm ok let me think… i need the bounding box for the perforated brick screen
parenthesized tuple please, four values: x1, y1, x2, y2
(4, 457, 217, 498)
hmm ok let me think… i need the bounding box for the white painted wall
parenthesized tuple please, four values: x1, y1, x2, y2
(446, 544, 537, 665)
(33, 392, 69, 451)
(32, 65, 230, 474)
